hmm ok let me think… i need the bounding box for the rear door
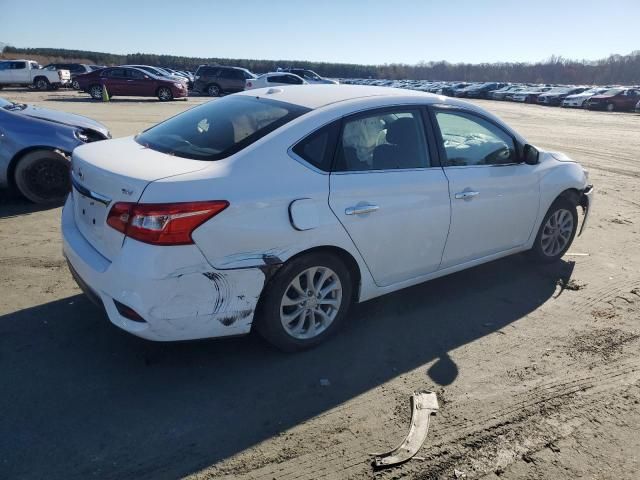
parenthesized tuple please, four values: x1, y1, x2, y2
(103, 68, 127, 95)
(328, 107, 451, 287)
(431, 107, 540, 268)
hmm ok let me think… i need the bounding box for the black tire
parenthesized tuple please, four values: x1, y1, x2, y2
(207, 84, 221, 97)
(14, 150, 70, 204)
(157, 86, 173, 101)
(34, 77, 50, 91)
(528, 197, 578, 263)
(89, 84, 103, 100)
(255, 252, 353, 352)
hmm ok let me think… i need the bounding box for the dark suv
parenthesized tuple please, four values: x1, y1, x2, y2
(44, 63, 93, 90)
(192, 65, 256, 96)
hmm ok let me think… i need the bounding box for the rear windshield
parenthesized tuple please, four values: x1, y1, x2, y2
(135, 95, 310, 161)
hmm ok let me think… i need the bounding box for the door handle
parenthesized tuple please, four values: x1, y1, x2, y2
(345, 204, 379, 215)
(454, 191, 480, 200)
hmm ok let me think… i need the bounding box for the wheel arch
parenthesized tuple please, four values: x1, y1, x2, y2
(261, 245, 362, 304)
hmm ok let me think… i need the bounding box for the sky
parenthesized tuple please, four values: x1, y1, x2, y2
(1, 0, 639, 65)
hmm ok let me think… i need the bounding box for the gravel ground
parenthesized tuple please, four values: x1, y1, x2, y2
(1, 88, 639, 480)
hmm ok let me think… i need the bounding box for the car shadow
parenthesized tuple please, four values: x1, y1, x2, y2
(0, 255, 574, 479)
(0, 189, 63, 218)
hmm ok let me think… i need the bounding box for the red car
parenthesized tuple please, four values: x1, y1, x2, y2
(76, 66, 187, 101)
(585, 88, 640, 112)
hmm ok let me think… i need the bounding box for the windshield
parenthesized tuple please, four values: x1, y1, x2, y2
(135, 96, 310, 161)
(303, 70, 321, 80)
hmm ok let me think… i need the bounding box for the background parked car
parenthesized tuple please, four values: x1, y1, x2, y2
(44, 63, 94, 90)
(280, 68, 338, 85)
(0, 59, 71, 90)
(537, 86, 587, 106)
(438, 82, 470, 96)
(0, 96, 110, 203)
(122, 65, 188, 86)
(245, 72, 307, 90)
(561, 87, 609, 108)
(192, 65, 256, 96)
(76, 66, 187, 101)
(510, 86, 552, 103)
(586, 88, 640, 111)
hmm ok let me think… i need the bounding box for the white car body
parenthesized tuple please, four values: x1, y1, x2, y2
(282, 68, 339, 85)
(62, 85, 592, 344)
(245, 72, 308, 90)
(0, 59, 70, 88)
(562, 88, 609, 107)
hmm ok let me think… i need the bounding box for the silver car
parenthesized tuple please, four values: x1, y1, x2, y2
(0, 97, 110, 203)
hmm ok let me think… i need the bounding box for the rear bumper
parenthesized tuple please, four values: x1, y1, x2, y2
(61, 195, 265, 341)
(578, 184, 594, 236)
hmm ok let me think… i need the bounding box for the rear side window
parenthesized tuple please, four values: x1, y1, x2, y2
(11, 62, 27, 69)
(292, 122, 339, 172)
(136, 96, 310, 161)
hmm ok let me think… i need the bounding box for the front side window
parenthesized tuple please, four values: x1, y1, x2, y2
(127, 69, 145, 79)
(334, 109, 429, 171)
(136, 96, 310, 161)
(434, 111, 517, 166)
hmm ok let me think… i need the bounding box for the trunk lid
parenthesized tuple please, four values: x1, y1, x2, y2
(71, 136, 209, 260)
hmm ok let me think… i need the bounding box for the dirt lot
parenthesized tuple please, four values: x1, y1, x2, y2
(1, 88, 639, 480)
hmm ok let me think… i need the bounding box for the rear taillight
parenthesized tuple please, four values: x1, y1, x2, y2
(107, 201, 229, 246)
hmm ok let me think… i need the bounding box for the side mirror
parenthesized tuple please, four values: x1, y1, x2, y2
(523, 144, 539, 165)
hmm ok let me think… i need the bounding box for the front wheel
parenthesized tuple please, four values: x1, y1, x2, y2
(72, 80, 80, 90)
(14, 150, 70, 204)
(255, 253, 353, 352)
(207, 84, 221, 97)
(157, 86, 173, 101)
(528, 197, 578, 263)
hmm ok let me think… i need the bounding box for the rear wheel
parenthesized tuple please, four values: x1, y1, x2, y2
(255, 252, 353, 352)
(528, 197, 578, 263)
(207, 84, 221, 97)
(72, 79, 80, 90)
(157, 86, 173, 101)
(14, 150, 70, 204)
(89, 84, 103, 100)
(34, 77, 50, 91)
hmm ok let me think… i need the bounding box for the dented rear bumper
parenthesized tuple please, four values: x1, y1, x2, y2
(61, 196, 265, 341)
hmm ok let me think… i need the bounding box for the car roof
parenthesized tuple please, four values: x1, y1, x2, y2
(235, 84, 450, 109)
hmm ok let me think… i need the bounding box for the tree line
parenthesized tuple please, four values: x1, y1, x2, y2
(3, 46, 640, 85)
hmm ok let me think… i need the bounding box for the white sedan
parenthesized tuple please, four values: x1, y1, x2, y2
(62, 85, 593, 351)
(245, 72, 307, 90)
(562, 87, 608, 108)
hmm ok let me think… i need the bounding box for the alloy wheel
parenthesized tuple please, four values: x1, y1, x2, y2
(541, 208, 574, 257)
(36, 79, 48, 90)
(158, 87, 172, 101)
(207, 85, 220, 96)
(280, 266, 342, 340)
(607, 103, 615, 112)
(90, 85, 102, 99)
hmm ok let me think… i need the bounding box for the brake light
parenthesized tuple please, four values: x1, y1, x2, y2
(107, 201, 229, 245)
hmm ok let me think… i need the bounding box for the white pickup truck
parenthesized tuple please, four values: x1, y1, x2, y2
(0, 59, 71, 90)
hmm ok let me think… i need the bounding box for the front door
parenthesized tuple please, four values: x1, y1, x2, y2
(329, 107, 451, 287)
(431, 108, 540, 269)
